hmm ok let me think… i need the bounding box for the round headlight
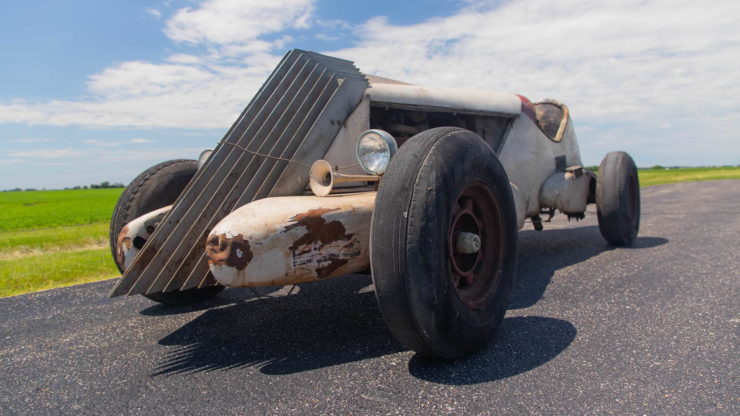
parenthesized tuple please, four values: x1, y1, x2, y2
(356, 129, 397, 175)
(197, 149, 212, 170)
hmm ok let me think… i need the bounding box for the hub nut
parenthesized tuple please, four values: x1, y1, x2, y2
(455, 232, 481, 254)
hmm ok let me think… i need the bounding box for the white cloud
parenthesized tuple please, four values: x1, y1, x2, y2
(82, 138, 150, 146)
(8, 148, 80, 159)
(0, 144, 208, 189)
(0, 0, 308, 129)
(80, 146, 205, 164)
(87, 61, 215, 98)
(315, 33, 340, 42)
(0, 63, 273, 128)
(164, 0, 314, 46)
(83, 139, 121, 146)
(331, 0, 740, 124)
(167, 53, 203, 64)
(315, 18, 352, 30)
(6, 145, 203, 163)
(10, 138, 52, 143)
(146, 7, 162, 20)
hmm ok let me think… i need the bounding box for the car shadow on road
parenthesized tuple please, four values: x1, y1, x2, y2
(409, 229, 666, 385)
(150, 274, 406, 377)
(150, 226, 666, 379)
(511, 225, 668, 309)
(138, 286, 283, 316)
(408, 316, 576, 384)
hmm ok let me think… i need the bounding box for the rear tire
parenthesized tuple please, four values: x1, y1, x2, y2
(371, 127, 518, 359)
(596, 151, 640, 246)
(110, 159, 223, 305)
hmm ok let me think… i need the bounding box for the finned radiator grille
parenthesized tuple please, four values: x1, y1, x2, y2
(110, 50, 368, 297)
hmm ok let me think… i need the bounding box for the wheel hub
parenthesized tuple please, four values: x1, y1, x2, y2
(447, 182, 505, 307)
(455, 232, 481, 254)
(448, 198, 482, 287)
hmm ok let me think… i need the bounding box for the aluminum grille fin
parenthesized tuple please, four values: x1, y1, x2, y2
(109, 50, 368, 297)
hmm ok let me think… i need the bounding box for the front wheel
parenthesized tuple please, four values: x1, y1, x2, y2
(371, 127, 518, 359)
(596, 151, 640, 246)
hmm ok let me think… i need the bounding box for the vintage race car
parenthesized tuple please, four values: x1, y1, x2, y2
(109, 50, 640, 359)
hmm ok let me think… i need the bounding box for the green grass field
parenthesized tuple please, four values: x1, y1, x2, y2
(0, 189, 122, 297)
(0, 188, 122, 232)
(637, 166, 740, 187)
(1, 166, 739, 298)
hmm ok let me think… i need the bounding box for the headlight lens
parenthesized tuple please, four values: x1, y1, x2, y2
(356, 129, 397, 175)
(197, 149, 212, 170)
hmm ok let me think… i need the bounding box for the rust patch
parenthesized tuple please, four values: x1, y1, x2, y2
(318, 258, 348, 278)
(285, 208, 343, 250)
(206, 233, 254, 270)
(285, 208, 360, 278)
(116, 225, 131, 266)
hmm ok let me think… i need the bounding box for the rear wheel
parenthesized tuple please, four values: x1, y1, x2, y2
(371, 127, 518, 359)
(596, 151, 640, 246)
(110, 159, 223, 305)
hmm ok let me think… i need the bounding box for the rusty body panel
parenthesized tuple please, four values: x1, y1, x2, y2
(206, 192, 375, 287)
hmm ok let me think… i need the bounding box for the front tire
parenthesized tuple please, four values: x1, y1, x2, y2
(371, 127, 518, 359)
(110, 159, 223, 305)
(596, 151, 640, 246)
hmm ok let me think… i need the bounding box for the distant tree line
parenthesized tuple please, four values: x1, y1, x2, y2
(2, 181, 125, 192)
(66, 181, 125, 190)
(585, 164, 739, 173)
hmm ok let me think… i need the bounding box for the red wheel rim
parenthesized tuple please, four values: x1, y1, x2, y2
(447, 181, 505, 308)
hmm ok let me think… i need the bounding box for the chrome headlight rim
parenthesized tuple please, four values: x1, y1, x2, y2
(355, 129, 398, 175)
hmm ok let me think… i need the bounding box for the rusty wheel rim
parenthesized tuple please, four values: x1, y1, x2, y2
(448, 181, 505, 308)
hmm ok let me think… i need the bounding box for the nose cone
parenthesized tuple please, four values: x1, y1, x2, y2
(206, 233, 253, 271)
(116, 225, 131, 268)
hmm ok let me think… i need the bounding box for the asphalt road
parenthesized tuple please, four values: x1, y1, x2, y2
(1, 180, 738, 415)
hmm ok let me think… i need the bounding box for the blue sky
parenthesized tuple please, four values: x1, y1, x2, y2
(1, 0, 738, 189)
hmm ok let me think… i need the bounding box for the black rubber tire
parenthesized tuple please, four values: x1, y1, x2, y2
(109, 159, 224, 305)
(596, 151, 640, 246)
(371, 127, 518, 359)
